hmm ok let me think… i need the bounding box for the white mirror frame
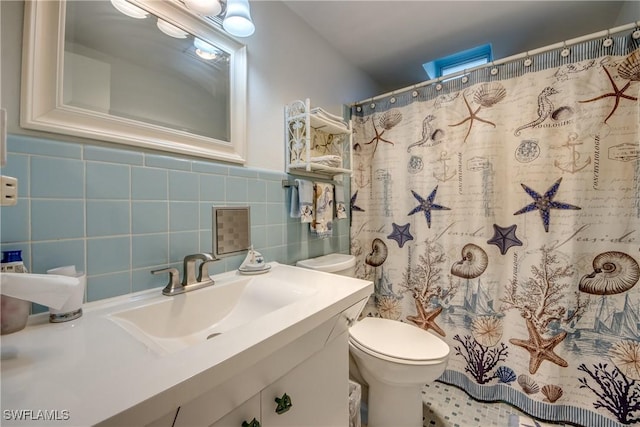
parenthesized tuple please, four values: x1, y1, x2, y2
(21, 0, 247, 163)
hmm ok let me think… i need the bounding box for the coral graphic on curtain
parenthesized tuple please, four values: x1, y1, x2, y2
(350, 32, 640, 426)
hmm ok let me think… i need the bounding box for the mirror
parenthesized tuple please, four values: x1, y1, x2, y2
(212, 206, 251, 258)
(21, 0, 247, 163)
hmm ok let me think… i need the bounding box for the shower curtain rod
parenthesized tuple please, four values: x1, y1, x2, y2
(352, 21, 640, 106)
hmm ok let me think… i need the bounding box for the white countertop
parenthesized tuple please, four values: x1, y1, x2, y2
(0, 263, 372, 426)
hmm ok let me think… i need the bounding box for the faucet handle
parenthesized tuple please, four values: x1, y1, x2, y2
(151, 267, 181, 295)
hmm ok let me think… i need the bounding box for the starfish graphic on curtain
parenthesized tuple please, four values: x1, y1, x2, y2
(408, 186, 451, 228)
(513, 178, 581, 232)
(579, 51, 639, 124)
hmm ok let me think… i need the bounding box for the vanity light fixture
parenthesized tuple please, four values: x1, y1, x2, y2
(110, 0, 149, 19)
(178, 0, 257, 38)
(157, 19, 189, 39)
(194, 37, 220, 60)
(223, 0, 255, 37)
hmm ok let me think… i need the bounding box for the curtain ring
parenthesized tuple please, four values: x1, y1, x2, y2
(434, 77, 443, 91)
(490, 61, 499, 76)
(461, 69, 469, 84)
(603, 29, 614, 47)
(560, 41, 570, 58)
(523, 52, 532, 67)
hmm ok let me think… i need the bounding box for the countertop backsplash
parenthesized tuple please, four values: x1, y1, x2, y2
(0, 134, 349, 311)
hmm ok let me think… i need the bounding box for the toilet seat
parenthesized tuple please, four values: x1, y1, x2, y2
(349, 317, 449, 364)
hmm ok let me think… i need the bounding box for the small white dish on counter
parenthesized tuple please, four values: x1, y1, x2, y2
(238, 264, 271, 275)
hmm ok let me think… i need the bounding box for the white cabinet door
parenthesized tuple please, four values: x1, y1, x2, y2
(172, 329, 351, 427)
(261, 333, 349, 427)
(146, 408, 180, 427)
(209, 394, 261, 427)
(174, 386, 260, 427)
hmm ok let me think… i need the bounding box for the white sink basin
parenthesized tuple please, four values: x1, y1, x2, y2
(109, 273, 318, 354)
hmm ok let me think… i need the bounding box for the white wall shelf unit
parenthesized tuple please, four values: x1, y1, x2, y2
(285, 99, 352, 179)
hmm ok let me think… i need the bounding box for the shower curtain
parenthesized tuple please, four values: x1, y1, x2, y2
(350, 30, 640, 426)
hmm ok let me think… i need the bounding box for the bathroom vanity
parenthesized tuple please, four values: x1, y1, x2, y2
(0, 263, 372, 426)
(151, 324, 351, 427)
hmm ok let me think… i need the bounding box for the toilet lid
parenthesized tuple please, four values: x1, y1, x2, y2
(350, 317, 449, 362)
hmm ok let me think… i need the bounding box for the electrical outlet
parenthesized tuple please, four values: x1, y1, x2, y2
(1, 175, 18, 206)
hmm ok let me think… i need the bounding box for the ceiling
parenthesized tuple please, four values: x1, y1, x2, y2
(282, 1, 636, 93)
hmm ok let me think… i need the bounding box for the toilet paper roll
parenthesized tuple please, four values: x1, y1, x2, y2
(47, 266, 85, 315)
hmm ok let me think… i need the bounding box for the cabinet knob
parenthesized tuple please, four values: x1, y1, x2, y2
(241, 418, 260, 427)
(274, 393, 293, 414)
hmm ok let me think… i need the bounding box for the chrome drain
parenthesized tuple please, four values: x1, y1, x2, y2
(206, 332, 222, 340)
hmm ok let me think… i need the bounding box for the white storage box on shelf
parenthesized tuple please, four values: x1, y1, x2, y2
(285, 98, 352, 179)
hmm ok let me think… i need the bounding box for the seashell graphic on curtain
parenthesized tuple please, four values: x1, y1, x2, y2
(517, 374, 540, 395)
(578, 251, 640, 295)
(365, 238, 388, 267)
(541, 384, 564, 403)
(494, 366, 517, 384)
(617, 49, 640, 81)
(451, 243, 489, 279)
(474, 82, 507, 107)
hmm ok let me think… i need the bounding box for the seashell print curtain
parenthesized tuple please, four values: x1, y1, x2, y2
(350, 29, 640, 426)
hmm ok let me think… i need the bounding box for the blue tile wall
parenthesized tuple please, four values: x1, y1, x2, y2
(0, 134, 349, 310)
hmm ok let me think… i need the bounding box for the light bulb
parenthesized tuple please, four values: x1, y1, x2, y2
(157, 19, 188, 39)
(223, 0, 255, 37)
(194, 38, 219, 60)
(110, 0, 148, 19)
(183, 0, 222, 16)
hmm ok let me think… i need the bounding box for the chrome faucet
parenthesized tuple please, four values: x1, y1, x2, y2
(151, 253, 217, 296)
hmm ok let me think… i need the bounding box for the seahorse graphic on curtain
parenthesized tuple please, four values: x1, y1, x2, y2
(350, 32, 640, 427)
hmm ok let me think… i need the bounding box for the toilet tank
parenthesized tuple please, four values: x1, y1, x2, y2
(296, 253, 356, 277)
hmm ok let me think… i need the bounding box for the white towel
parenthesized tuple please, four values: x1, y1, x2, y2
(335, 184, 347, 219)
(310, 107, 349, 130)
(0, 273, 80, 310)
(47, 265, 85, 315)
(297, 179, 314, 223)
(311, 182, 334, 239)
(309, 155, 342, 168)
(289, 183, 300, 218)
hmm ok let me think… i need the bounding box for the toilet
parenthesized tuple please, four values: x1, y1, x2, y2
(297, 253, 450, 427)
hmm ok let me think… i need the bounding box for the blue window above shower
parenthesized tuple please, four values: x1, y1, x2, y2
(423, 43, 493, 80)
